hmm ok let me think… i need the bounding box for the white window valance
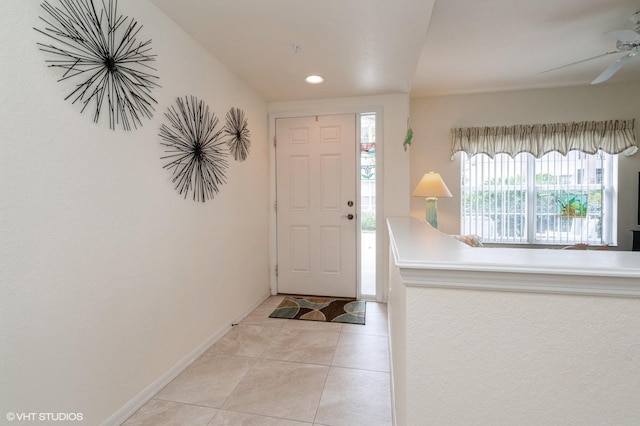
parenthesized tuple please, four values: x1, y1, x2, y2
(451, 119, 638, 158)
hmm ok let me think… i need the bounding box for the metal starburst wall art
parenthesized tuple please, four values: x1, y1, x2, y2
(34, 0, 160, 130)
(224, 107, 251, 161)
(159, 96, 229, 202)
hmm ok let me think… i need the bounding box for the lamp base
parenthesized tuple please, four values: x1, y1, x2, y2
(425, 197, 439, 228)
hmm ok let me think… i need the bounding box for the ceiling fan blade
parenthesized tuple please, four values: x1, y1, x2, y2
(541, 50, 620, 74)
(591, 52, 637, 84)
(606, 29, 640, 43)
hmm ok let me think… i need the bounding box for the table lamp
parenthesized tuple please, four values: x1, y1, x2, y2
(412, 171, 452, 228)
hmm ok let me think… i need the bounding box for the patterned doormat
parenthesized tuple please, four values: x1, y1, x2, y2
(269, 295, 366, 325)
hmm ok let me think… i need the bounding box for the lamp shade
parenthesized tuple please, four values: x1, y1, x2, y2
(412, 171, 452, 198)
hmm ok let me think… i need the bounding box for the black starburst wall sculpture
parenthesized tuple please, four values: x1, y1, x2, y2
(224, 107, 251, 161)
(34, 0, 160, 130)
(159, 96, 229, 202)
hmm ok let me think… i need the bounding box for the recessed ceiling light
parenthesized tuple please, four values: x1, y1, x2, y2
(305, 75, 324, 84)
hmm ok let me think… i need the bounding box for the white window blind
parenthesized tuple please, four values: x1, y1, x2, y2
(461, 151, 616, 245)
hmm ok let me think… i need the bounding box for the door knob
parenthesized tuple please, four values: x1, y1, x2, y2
(341, 214, 354, 220)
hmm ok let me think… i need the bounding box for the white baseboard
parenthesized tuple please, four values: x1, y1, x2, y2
(102, 291, 271, 426)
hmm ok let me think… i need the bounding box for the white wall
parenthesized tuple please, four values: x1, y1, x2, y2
(388, 217, 640, 426)
(0, 1, 269, 423)
(387, 250, 407, 426)
(409, 82, 640, 249)
(405, 287, 640, 426)
(268, 94, 411, 301)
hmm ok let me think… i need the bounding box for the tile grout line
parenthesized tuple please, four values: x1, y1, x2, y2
(208, 307, 288, 413)
(311, 317, 347, 425)
(148, 397, 220, 411)
(210, 353, 258, 414)
(311, 361, 333, 426)
(209, 407, 315, 425)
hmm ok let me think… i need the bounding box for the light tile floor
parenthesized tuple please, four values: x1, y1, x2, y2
(122, 295, 392, 426)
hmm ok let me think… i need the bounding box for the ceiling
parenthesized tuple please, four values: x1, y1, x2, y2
(150, 0, 640, 102)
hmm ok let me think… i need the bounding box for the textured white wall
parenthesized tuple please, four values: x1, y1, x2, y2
(388, 217, 640, 425)
(0, 1, 269, 423)
(387, 250, 407, 426)
(410, 82, 640, 248)
(405, 286, 640, 426)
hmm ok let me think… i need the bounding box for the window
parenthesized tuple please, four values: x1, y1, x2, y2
(460, 150, 617, 245)
(359, 112, 377, 297)
(359, 112, 377, 214)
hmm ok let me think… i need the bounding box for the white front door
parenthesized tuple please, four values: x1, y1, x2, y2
(275, 114, 357, 297)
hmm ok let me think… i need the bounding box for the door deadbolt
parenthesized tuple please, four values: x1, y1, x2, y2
(347, 200, 354, 207)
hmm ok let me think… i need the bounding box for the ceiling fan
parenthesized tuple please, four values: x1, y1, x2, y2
(544, 11, 640, 84)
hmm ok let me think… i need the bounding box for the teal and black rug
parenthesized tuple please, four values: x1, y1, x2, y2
(269, 295, 366, 325)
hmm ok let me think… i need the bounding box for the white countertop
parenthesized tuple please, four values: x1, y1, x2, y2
(387, 216, 640, 297)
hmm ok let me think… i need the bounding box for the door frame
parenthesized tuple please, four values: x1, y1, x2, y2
(269, 107, 384, 301)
